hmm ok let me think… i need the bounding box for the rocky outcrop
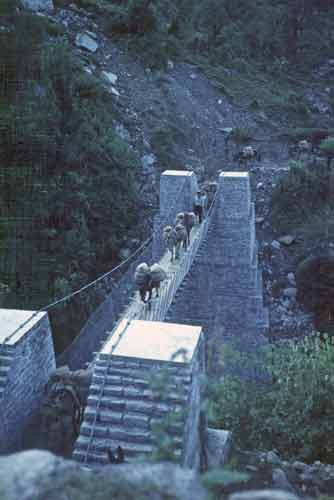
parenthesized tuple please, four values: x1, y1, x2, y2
(21, 0, 54, 12)
(0, 450, 207, 500)
(229, 491, 299, 500)
(206, 428, 232, 469)
(228, 448, 334, 499)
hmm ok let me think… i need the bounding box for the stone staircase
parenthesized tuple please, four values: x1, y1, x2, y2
(0, 345, 14, 401)
(73, 355, 193, 467)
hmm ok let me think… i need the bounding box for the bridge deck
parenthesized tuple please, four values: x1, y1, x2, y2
(101, 222, 201, 355)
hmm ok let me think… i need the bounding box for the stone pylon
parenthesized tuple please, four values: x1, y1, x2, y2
(165, 172, 269, 378)
(152, 170, 198, 260)
(207, 172, 268, 375)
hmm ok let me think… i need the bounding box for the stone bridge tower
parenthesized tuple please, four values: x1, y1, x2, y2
(165, 172, 269, 375)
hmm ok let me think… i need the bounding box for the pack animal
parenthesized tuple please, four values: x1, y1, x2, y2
(234, 145, 261, 164)
(134, 263, 152, 303)
(163, 225, 178, 262)
(149, 263, 167, 298)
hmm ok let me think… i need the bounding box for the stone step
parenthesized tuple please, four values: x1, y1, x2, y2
(80, 422, 184, 450)
(87, 395, 182, 417)
(94, 365, 191, 384)
(91, 383, 189, 404)
(92, 374, 123, 386)
(75, 435, 154, 457)
(81, 423, 152, 444)
(92, 372, 190, 391)
(0, 355, 13, 366)
(84, 406, 184, 434)
(84, 406, 123, 425)
(0, 375, 8, 385)
(0, 365, 11, 376)
(96, 357, 191, 372)
(73, 442, 182, 466)
(0, 345, 14, 354)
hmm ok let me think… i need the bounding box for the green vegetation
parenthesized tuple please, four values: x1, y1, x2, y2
(271, 160, 334, 234)
(142, 366, 186, 463)
(270, 155, 334, 336)
(1, 0, 333, 350)
(320, 136, 334, 167)
(208, 334, 334, 463)
(201, 469, 249, 500)
(296, 254, 334, 335)
(0, 11, 139, 351)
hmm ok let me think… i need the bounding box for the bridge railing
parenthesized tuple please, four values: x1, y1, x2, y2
(0, 178, 189, 368)
(146, 186, 219, 322)
(99, 184, 220, 356)
(82, 185, 219, 464)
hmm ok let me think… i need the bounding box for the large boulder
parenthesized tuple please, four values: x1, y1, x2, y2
(21, 0, 54, 11)
(296, 254, 334, 332)
(229, 491, 300, 500)
(0, 450, 208, 500)
(206, 428, 232, 469)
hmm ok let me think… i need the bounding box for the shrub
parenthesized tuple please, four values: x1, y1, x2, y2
(208, 334, 334, 463)
(1, 13, 140, 354)
(320, 136, 334, 167)
(230, 127, 254, 144)
(106, 0, 157, 35)
(0, 0, 20, 16)
(270, 160, 333, 233)
(296, 254, 334, 334)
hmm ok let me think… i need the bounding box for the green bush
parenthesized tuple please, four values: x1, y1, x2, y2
(320, 136, 334, 167)
(270, 160, 333, 233)
(106, 0, 157, 35)
(296, 254, 334, 335)
(230, 127, 254, 144)
(0, 0, 20, 16)
(208, 334, 334, 463)
(0, 12, 140, 353)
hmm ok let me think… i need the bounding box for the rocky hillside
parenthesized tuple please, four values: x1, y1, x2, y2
(1, 1, 334, 345)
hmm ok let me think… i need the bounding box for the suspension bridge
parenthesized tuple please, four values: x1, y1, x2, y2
(0, 169, 268, 467)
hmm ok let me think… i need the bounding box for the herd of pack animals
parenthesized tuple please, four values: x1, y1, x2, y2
(134, 210, 197, 306)
(36, 135, 332, 462)
(133, 136, 327, 307)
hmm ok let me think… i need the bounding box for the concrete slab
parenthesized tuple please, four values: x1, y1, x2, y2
(220, 172, 249, 178)
(162, 170, 193, 177)
(102, 319, 202, 364)
(0, 309, 46, 345)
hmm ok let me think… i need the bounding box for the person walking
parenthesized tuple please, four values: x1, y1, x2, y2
(200, 191, 208, 219)
(193, 191, 203, 224)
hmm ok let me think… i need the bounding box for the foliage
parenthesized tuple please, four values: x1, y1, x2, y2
(0, 0, 20, 15)
(296, 254, 334, 334)
(0, 12, 139, 353)
(320, 137, 334, 166)
(202, 469, 249, 500)
(142, 366, 186, 463)
(208, 334, 334, 463)
(283, 128, 334, 145)
(229, 127, 254, 144)
(270, 160, 334, 233)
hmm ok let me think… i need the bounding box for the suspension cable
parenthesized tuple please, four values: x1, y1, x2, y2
(2, 177, 188, 345)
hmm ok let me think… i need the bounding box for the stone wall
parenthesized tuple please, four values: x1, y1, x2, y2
(57, 241, 153, 370)
(165, 172, 268, 377)
(182, 331, 206, 471)
(0, 312, 55, 453)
